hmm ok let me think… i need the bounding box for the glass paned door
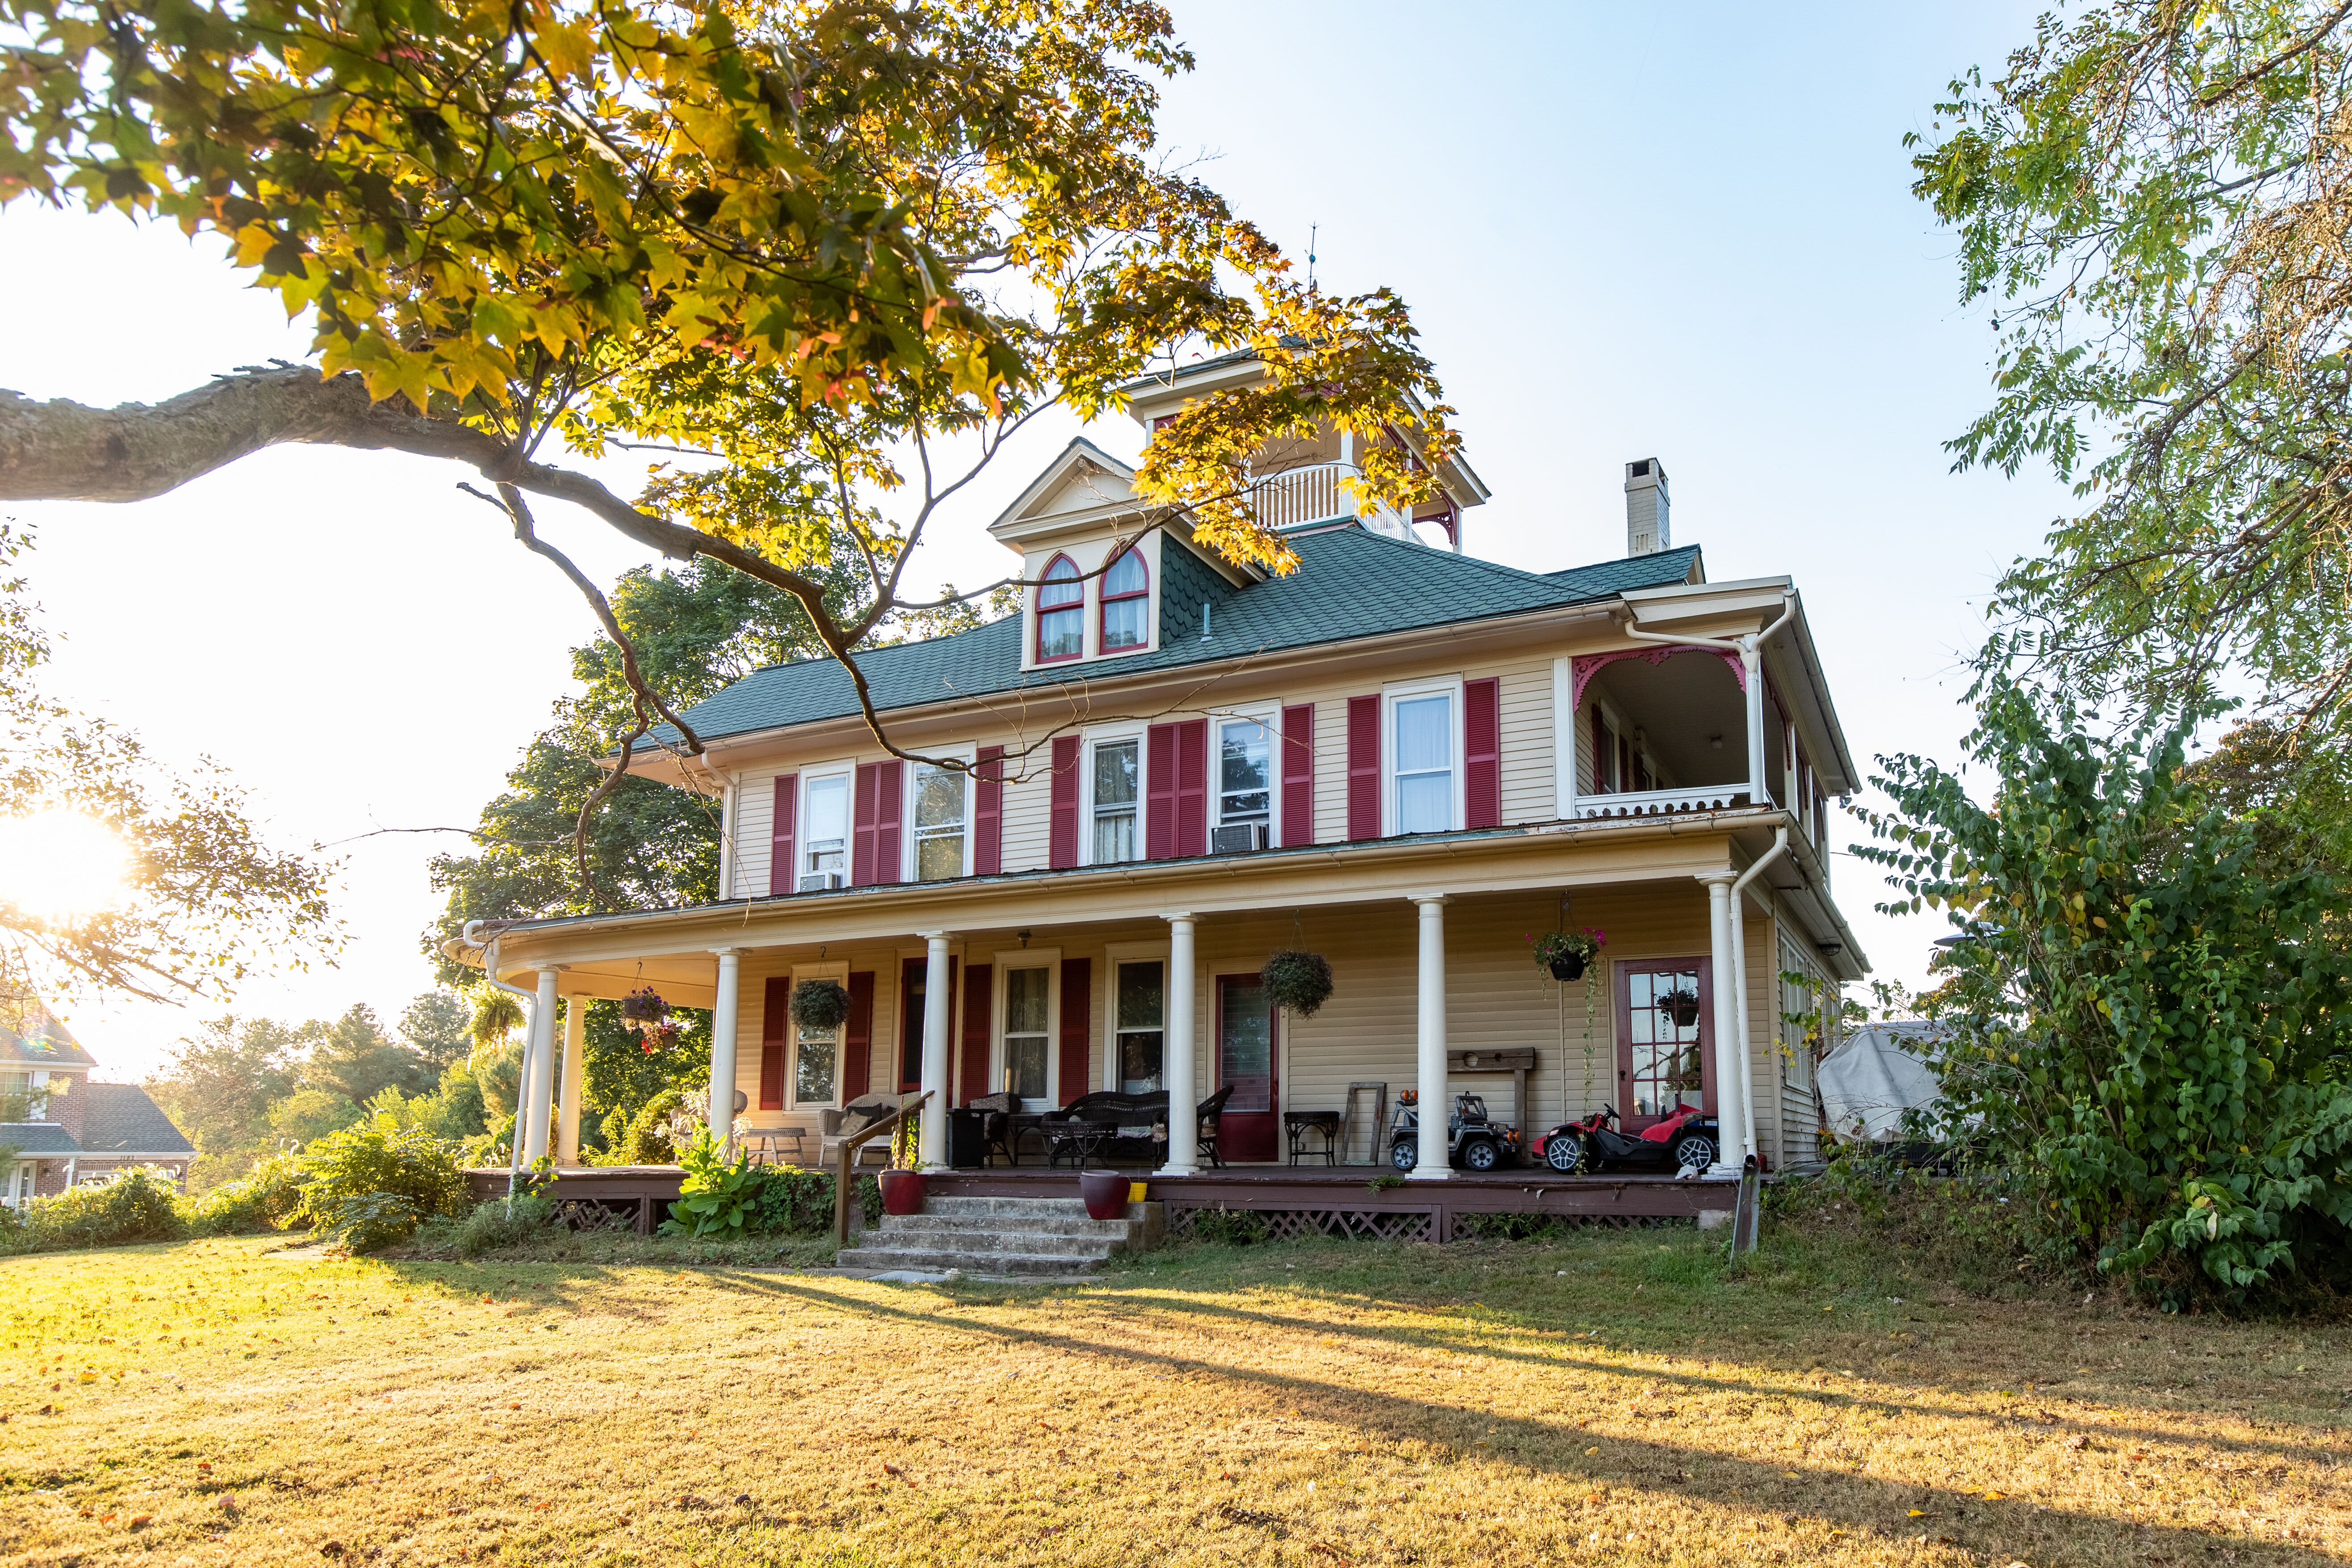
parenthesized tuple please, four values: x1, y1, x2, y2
(1615, 958, 1711, 1128)
(1216, 973, 1278, 1162)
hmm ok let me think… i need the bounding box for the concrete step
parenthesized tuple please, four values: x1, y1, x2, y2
(835, 1244, 1098, 1277)
(878, 1211, 1138, 1242)
(868, 1226, 1123, 1259)
(920, 1195, 1132, 1220)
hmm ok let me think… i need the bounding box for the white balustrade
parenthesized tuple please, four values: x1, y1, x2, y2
(1249, 462, 1359, 528)
(1575, 785, 1749, 820)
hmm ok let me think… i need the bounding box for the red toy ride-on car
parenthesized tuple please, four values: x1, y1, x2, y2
(1532, 1101, 1719, 1176)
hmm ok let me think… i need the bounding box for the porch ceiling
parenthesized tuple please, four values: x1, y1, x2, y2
(1590, 652, 1747, 788)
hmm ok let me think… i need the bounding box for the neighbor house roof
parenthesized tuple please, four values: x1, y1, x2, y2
(0, 1122, 79, 1155)
(651, 532, 1705, 749)
(0, 1009, 96, 1070)
(79, 1084, 195, 1156)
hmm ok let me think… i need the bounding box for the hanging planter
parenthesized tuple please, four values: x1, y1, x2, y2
(1660, 987, 1702, 1028)
(637, 1019, 681, 1056)
(620, 987, 670, 1025)
(1529, 927, 1607, 982)
(1260, 950, 1335, 1017)
(790, 978, 852, 1032)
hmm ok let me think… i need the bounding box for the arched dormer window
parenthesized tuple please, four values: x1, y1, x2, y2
(1035, 554, 1085, 663)
(1099, 547, 1150, 653)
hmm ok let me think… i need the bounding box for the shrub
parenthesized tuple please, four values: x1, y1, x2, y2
(291, 1117, 469, 1232)
(455, 1194, 560, 1257)
(606, 1089, 684, 1165)
(1189, 1206, 1270, 1246)
(320, 1193, 425, 1253)
(184, 1149, 307, 1235)
(19, 1168, 188, 1250)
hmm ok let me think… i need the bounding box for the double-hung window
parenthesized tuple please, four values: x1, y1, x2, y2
(1002, 966, 1051, 1104)
(1392, 691, 1455, 834)
(1099, 548, 1149, 652)
(800, 773, 849, 889)
(792, 966, 844, 1108)
(911, 763, 967, 881)
(1114, 960, 1164, 1093)
(1091, 737, 1141, 863)
(1035, 555, 1084, 662)
(1218, 719, 1272, 827)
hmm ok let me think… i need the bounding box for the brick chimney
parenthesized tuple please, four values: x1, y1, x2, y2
(1625, 458, 1670, 556)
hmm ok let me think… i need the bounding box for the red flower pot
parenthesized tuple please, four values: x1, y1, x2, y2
(1080, 1168, 1130, 1221)
(877, 1169, 928, 1216)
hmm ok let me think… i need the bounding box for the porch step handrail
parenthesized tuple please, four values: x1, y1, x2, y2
(835, 1090, 934, 1246)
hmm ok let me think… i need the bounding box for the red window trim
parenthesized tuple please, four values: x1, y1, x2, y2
(1097, 546, 1151, 655)
(1034, 552, 1085, 665)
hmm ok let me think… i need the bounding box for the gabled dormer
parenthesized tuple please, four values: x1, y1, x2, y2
(990, 437, 1256, 674)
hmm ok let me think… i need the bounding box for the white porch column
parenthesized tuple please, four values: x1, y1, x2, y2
(918, 932, 953, 1171)
(1701, 875, 1743, 1177)
(1743, 643, 1768, 804)
(707, 948, 743, 1157)
(1551, 656, 1577, 821)
(1158, 913, 1199, 1175)
(556, 996, 587, 1166)
(1409, 894, 1451, 1180)
(522, 968, 560, 1165)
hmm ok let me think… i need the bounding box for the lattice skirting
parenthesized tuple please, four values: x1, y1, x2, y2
(554, 1197, 647, 1232)
(1169, 1206, 1434, 1243)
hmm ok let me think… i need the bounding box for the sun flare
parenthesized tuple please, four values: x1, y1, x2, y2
(0, 809, 131, 924)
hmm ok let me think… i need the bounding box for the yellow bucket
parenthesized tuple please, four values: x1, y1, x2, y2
(1128, 1181, 1149, 1205)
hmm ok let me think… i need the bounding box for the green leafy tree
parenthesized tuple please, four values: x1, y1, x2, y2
(1912, 3, 2352, 742)
(145, 1015, 302, 1160)
(301, 1003, 431, 1106)
(0, 0, 1457, 812)
(584, 1001, 709, 1159)
(1858, 675, 2352, 1298)
(397, 991, 472, 1077)
(267, 1087, 362, 1147)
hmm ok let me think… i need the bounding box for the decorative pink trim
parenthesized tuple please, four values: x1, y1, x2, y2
(1571, 645, 1744, 710)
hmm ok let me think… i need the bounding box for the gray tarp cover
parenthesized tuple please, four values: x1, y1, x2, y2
(1816, 1021, 1945, 1142)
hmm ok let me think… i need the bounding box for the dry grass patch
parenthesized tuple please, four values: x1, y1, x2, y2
(0, 1224, 2347, 1567)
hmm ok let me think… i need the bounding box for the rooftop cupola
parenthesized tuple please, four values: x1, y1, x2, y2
(1625, 458, 1670, 556)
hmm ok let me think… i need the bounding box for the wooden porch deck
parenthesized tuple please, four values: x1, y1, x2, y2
(469, 1162, 1736, 1243)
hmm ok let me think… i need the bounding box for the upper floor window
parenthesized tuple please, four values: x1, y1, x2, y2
(1092, 737, 1141, 863)
(1393, 692, 1454, 834)
(1099, 548, 1149, 652)
(1036, 555, 1084, 662)
(1218, 718, 1272, 827)
(801, 773, 849, 889)
(912, 763, 967, 881)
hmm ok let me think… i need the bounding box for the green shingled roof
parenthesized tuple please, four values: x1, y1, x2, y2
(654, 532, 1704, 747)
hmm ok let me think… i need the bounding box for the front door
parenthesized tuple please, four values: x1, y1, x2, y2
(1216, 973, 1278, 1162)
(1615, 958, 1712, 1129)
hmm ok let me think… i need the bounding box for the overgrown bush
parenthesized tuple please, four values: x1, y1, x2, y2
(11, 1168, 188, 1251)
(1188, 1206, 1271, 1246)
(183, 1149, 307, 1235)
(603, 1089, 685, 1165)
(1861, 679, 2352, 1301)
(453, 1194, 560, 1256)
(291, 1117, 469, 1245)
(319, 1193, 424, 1253)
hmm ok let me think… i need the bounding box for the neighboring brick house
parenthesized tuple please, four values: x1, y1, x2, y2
(2, 1007, 193, 1205)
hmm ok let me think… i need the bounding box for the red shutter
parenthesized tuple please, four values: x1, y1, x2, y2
(1058, 957, 1091, 1105)
(1346, 695, 1380, 840)
(1146, 722, 1178, 859)
(759, 976, 789, 1110)
(851, 761, 880, 886)
(768, 774, 798, 897)
(871, 759, 903, 884)
(1049, 734, 1080, 869)
(974, 746, 1005, 875)
(842, 971, 874, 1103)
(1280, 703, 1314, 848)
(1465, 678, 1500, 830)
(1175, 720, 1208, 857)
(960, 963, 993, 1106)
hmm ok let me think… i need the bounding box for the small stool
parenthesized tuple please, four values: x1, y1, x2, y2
(1284, 1111, 1342, 1166)
(1343, 1082, 1388, 1164)
(743, 1128, 806, 1167)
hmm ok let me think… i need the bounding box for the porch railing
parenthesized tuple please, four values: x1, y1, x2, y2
(834, 1090, 931, 1245)
(1575, 785, 1750, 820)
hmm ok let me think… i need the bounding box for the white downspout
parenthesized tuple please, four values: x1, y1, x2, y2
(465, 920, 542, 1207)
(1727, 825, 1791, 1166)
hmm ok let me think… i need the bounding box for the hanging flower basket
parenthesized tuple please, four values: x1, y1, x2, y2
(620, 987, 670, 1024)
(636, 1019, 681, 1056)
(1660, 987, 1701, 1028)
(1260, 950, 1335, 1017)
(790, 978, 853, 1032)
(1529, 928, 1607, 982)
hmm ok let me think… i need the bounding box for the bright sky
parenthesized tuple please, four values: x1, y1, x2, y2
(0, 1, 2069, 1083)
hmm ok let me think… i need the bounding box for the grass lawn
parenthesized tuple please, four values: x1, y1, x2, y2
(1, 1217, 2346, 1568)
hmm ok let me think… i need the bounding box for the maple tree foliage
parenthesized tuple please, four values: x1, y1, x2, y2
(0, 0, 1459, 780)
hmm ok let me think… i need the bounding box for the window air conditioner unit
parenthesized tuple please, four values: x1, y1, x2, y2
(797, 871, 845, 893)
(1211, 823, 1270, 855)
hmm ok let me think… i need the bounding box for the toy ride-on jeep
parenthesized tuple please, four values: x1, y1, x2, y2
(1388, 1090, 1521, 1172)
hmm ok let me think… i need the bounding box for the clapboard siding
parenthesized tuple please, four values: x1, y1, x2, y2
(733, 770, 777, 898)
(1496, 657, 1558, 824)
(1000, 759, 1053, 873)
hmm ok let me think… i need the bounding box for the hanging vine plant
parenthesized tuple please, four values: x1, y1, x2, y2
(790, 978, 853, 1032)
(1260, 950, 1335, 1017)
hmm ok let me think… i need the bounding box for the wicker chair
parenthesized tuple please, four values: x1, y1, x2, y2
(817, 1093, 901, 1169)
(966, 1092, 1021, 1166)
